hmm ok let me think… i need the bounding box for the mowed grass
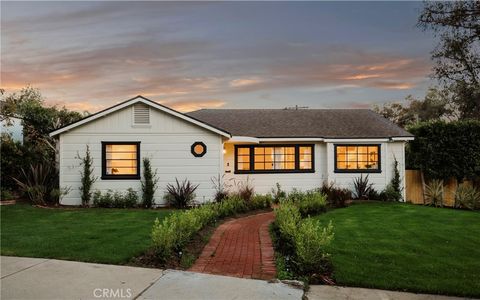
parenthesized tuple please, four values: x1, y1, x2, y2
(314, 202, 480, 297)
(1, 204, 173, 264)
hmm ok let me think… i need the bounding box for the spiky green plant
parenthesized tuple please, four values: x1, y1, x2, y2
(425, 179, 444, 207)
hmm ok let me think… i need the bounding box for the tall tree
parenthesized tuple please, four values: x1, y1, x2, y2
(418, 1, 480, 119)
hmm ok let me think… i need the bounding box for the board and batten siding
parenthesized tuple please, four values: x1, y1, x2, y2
(223, 142, 327, 194)
(325, 141, 407, 200)
(59, 105, 223, 206)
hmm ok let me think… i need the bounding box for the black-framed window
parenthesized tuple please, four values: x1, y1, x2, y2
(102, 142, 140, 179)
(234, 144, 314, 174)
(334, 144, 381, 173)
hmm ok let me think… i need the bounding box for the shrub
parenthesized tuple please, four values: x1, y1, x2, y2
(93, 188, 139, 208)
(367, 188, 380, 200)
(379, 184, 400, 202)
(236, 177, 254, 202)
(152, 195, 251, 262)
(294, 219, 334, 275)
(271, 183, 287, 204)
(141, 157, 159, 208)
(249, 194, 272, 210)
(165, 178, 199, 208)
(425, 179, 444, 207)
(287, 188, 306, 203)
(296, 191, 327, 217)
(320, 182, 351, 208)
(211, 174, 229, 203)
(77, 146, 97, 207)
(12, 163, 58, 205)
(389, 157, 403, 201)
(275, 201, 302, 251)
(455, 184, 480, 210)
(353, 174, 373, 200)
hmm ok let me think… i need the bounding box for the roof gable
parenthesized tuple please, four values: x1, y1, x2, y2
(49, 96, 231, 138)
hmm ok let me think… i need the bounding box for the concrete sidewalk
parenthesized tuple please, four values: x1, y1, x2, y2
(0, 256, 302, 300)
(1, 256, 472, 300)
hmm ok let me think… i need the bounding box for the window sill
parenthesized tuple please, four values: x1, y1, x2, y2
(334, 169, 381, 174)
(101, 175, 141, 180)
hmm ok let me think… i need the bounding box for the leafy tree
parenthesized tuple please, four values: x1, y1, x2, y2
(406, 120, 480, 182)
(418, 1, 480, 119)
(374, 87, 456, 127)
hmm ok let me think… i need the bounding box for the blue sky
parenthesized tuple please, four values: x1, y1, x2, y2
(1, 1, 437, 112)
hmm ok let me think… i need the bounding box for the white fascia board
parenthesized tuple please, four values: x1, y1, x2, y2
(227, 136, 260, 144)
(391, 137, 415, 141)
(323, 138, 389, 143)
(50, 97, 231, 138)
(258, 137, 325, 142)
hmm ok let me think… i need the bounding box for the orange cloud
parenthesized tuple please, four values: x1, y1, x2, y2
(229, 77, 263, 88)
(160, 99, 226, 112)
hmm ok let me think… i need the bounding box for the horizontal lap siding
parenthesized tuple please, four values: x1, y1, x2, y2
(223, 143, 327, 194)
(59, 106, 222, 206)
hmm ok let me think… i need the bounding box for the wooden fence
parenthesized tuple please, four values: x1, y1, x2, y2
(405, 170, 470, 207)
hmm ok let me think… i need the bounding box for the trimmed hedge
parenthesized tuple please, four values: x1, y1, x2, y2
(407, 120, 480, 181)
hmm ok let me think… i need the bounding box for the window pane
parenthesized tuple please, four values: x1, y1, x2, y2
(284, 154, 295, 162)
(300, 146, 311, 155)
(265, 162, 274, 170)
(300, 161, 312, 169)
(255, 155, 265, 162)
(337, 161, 347, 169)
(237, 162, 250, 170)
(264, 147, 274, 155)
(285, 161, 295, 169)
(237, 155, 250, 163)
(254, 162, 265, 170)
(105, 144, 138, 175)
(274, 147, 283, 155)
(285, 147, 295, 155)
(254, 147, 264, 155)
(347, 161, 358, 169)
(238, 148, 250, 155)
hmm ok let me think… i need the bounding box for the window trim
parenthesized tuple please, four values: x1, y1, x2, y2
(234, 144, 315, 174)
(334, 144, 381, 173)
(101, 141, 141, 180)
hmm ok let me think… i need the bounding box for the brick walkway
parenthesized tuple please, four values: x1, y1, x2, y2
(189, 211, 276, 280)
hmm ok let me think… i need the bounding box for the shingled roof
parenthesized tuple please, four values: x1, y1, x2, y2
(187, 109, 413, 139)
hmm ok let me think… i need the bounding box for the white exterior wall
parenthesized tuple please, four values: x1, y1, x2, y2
(224, 141, 406, 200)
(59, 105, 223, 206)
(325, 141, 406, 200)
(223, 142, 327, 194)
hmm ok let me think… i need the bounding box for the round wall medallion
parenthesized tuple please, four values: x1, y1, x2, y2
(191, 142, 207, 157)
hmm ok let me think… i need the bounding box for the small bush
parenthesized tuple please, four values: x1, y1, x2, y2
(211, 174, 229, 203)
(249, 194, 272, 210)
(425, 179, 444, 207)
(389, 157, 403, 201)
(381, 184, 402, 202)
(165, 178, 199, 208)
(296, 191, 327, 217)
(353, 174, 373, 200)
(455, 184, 480, 210)
(294, 219, 334, 275)
(288, 188, 306, 203)
(320, 182, 351, 208)
(93, 188, 139, 208)
(367, 188, 380, 200)
(236, 177, 254, 202)
(12, 163, 59, 205)
(152, 195, 251, 262)
(275, 201, 302, 252)
(271, 183, 287, 204)
(141, 157, 159, 208)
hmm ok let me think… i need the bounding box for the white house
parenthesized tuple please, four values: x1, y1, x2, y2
(50, 96, 414, 206)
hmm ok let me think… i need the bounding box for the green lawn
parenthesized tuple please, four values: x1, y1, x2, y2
(1, 204, 173, 264)
(314, 202, 480, 297)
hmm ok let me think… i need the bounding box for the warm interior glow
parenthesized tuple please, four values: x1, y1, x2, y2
(336, 145, 379, 170)
(105, 144, 138, 175)
(193, 144, 205, 155)
(236, 145, 313, 172)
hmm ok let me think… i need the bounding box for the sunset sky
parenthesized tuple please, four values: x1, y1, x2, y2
(1, 1, 437, 113)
